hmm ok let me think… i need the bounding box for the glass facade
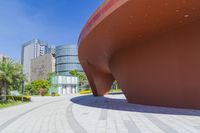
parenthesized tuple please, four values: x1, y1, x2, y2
(55, 45, 83, 76)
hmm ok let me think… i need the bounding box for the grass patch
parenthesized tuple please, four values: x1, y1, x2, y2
(0, 100, 26, 109)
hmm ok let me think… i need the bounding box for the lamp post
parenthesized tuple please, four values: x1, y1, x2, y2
(21, 80, 24, 102)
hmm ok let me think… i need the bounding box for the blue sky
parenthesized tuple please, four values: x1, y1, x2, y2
(0, 0, 103, 60)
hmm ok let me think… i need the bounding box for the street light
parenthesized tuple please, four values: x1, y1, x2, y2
(21, 80, 24, 102)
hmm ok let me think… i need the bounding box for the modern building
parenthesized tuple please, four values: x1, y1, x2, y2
(21, 39, 49, 82)
(51, 45, 83, 94)
(78, 0, 200, 109)
(21, 39, 54, 82)
(31, 54, 55, 81)
(50, 75, 79, 95)
(47, 45, 56, 55)
(55, 45, 83, 76)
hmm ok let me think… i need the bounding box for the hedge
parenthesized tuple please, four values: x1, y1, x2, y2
(6, 95, 31, 102)
(80, 90, 92, 94)
(45, 93, 60, 96)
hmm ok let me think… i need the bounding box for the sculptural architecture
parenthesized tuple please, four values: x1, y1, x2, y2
(78, 0, 200, 109)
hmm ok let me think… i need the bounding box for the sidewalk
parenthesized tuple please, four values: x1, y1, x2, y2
(72, 94, 200, 133)
(0, 94, 200, 133)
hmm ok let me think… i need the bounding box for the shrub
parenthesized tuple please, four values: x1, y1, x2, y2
(6, 95, 31, 102)
(109, 89, 122, 93)
(25, 80, 50, 95)
(45, 93, 60, 96)
(80, 90, 92, 94)
(44, 93, 51, 96)
(55, 93, 60, 96)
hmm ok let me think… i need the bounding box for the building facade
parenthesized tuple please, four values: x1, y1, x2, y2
(21, 39, 54, 82)
(47, 45, 56, 55)
(31, 54, 55, 81)
(55, 45, 83, 76)
(50, 75, 79, 95)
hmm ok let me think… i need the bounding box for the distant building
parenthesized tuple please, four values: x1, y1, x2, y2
(31, 54, 55, 81)
(21, 39, 54, 82)
(47, 45, 56, 55)
(55, 45, 83, 76)
(49, 45, 83, 94)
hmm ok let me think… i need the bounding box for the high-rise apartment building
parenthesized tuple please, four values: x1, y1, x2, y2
(21, 39, 50, 82)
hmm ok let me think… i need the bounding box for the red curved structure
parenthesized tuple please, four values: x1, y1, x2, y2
(78, 0, 200, 109)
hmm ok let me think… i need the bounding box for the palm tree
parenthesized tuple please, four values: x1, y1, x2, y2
(69, 70, 88, 90)
(0, 58, 25, 102)
(0, 58, 14, 102)
(10, 63, 26, 92)
(69, 70, 87, 83)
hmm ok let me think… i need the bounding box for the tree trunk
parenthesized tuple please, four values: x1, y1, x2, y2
(0, 82, 2, 102)
(1, 82, 7, 102)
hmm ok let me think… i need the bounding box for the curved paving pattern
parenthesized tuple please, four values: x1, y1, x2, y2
(66, 97, 87, 133)
(0, 94, 200, 133)
(0, 99, 64, 132)
(72, 94, 200, 133)
(72, 95, 200, 133)
(0, 96, 75, 133)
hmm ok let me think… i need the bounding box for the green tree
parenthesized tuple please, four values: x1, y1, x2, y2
(69, 70, 87, 83)
(24, 84, 32, 95)
(0, 58, 26, 102)
(69, 70, 79, 76)
(10, 63, 26, 91)
(69, 70, 88, 90)
(47, 72, 57, 84)
(25, 80, 50, 95)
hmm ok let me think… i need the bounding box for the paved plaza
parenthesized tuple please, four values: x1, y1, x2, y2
(0, 94, 200, 133)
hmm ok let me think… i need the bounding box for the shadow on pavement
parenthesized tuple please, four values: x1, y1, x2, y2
(71, 94, 200, 116)
(108, 92, 123, 95)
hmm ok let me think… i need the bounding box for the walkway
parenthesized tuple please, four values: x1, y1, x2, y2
(0, 94, 200, 133)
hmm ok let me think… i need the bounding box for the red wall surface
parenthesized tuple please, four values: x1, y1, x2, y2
(78, 0, 200, 109)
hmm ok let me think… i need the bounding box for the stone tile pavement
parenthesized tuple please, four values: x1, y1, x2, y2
(0, 94, 200, 133)
(71, 94, 200, 133)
